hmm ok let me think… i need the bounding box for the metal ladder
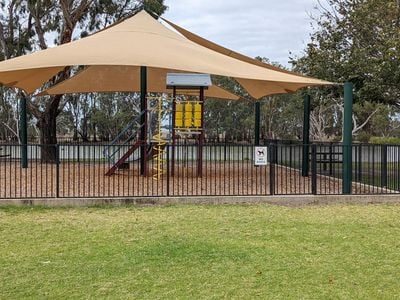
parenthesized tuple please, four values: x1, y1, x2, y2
(151, 96, 167, 180)
(103, 111, 146, 176)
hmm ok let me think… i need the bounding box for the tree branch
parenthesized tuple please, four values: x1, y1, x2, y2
(8, 0, 16, 44)
(30, 1, 48, 50)
(0, 21, 8, 59)
(72, 0, 94, 23)
(25, 95, 42, 119)
(60, 0, 74, 29)
(1, 121, 19, 141)
(352, 108, 379, 134)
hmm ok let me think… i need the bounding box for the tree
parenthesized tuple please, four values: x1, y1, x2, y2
(291, 0, 400, 141)
(91, 92, 141, 141)
(204, 76, 254, 142)
(0, 0, 167, 160)
(0, 88, 19, 141)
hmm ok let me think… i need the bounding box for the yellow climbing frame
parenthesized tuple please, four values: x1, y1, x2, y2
(151, 96, 167, 180)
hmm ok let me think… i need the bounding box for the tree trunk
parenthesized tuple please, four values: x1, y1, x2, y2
(73, 128, 79, 141)
(34, 95, 63, 163)
(81, 117, 89, 142)
(92, 123, 97, 142)
(38, 112, 58, 163)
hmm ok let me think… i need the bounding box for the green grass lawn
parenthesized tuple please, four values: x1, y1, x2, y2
(1, 204, 400, 299)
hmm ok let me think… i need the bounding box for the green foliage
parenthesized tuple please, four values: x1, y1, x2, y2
(205, 61, 307, 142)
(355, 131, 371, 143)
(204, 99, 254, 142)
(261, 93, 304, 140)
(85, 0, 167, 32)
(293, 0, 400, 106)
(369, 136, 400, 145)
(90, 92, 141, 141)
(205, 76, 254, 142)
(291, 0, 400, 140)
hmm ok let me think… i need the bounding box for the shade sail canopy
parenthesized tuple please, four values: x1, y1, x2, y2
(39, 66, 240, 100)
(161, 18, 329, 97)
(0, 10, 332, 98)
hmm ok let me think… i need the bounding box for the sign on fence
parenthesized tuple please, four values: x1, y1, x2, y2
(254, 146, 268, 166)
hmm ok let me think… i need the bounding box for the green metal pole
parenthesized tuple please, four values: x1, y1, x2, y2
(342, 82, 353, 194)
(20, 96, 28, 168)
(254, 101, 261, 146)
(302, 94, 311, 177)
(140, 66, 147, 176)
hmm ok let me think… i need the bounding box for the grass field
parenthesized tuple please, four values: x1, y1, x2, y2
(1, 204, 400, 299)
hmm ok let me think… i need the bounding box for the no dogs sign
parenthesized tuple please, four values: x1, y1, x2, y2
(254, 147, 268, 166)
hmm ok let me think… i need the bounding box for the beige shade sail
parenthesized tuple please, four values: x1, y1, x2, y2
(0, 10, 332, 98)
(162, 17, 330, 98)
(0, 67, 65, 92)
(38, 65, 240, 100)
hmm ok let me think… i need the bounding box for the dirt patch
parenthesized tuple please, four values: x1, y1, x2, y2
(0, 160, 394, 199)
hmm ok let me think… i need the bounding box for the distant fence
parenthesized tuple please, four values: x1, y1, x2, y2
(0, 137, 259, 145)
(0, 143, 399, 199)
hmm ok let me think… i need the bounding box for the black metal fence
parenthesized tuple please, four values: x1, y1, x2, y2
(0, 143, 399, 199)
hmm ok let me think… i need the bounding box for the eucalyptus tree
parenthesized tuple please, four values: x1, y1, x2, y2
(291, 0, 400, 140)
(0, 0, 167, 160)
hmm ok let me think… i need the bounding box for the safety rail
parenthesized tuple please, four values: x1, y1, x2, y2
(103, 111, 145, 164)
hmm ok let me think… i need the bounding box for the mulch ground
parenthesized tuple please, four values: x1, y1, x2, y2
(0, 161, 393, 198)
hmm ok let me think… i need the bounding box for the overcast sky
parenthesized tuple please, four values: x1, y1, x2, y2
(163, 0, 322, 67)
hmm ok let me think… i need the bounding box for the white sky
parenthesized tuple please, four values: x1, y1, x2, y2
(163, 0, 323, 67)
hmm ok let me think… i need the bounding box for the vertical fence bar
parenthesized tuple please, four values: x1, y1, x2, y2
(269, 143, 275, 195)
(224, 140, 227, 162)
(55, 144, 60, 198)
(381, 144, 387, 188)
(358, 144, 362, 182)
(311, 144, 317, 195)
(397, 146, 400, 191)
(329, 143, 333, 176)
(166, 144, 170, 196)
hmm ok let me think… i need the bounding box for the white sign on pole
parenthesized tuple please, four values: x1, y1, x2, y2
(254, 146, 268, 166)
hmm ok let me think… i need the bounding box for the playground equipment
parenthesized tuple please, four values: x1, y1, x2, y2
(103, 111, 146, 176)
(103, 96, 168, 177)
(104, 73, 210, 178)
(151, 96, 167, 180)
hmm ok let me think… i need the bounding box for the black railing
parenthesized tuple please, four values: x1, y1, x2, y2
(0, 143, 399, 199)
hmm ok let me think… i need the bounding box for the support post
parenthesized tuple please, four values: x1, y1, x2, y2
(254, 101, 261, 146)
(302, 94, 311, 177)
(342, 82, 353, 194)
(140, 66, 148, 176)
(197, 87, 205, 177)
(171, 86, 176, 176)
(20, 96, 28, 168)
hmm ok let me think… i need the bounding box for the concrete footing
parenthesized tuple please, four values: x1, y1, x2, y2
(1, 195, 400, 207)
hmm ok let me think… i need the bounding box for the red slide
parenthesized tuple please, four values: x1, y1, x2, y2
(105, 141, 142, 176)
